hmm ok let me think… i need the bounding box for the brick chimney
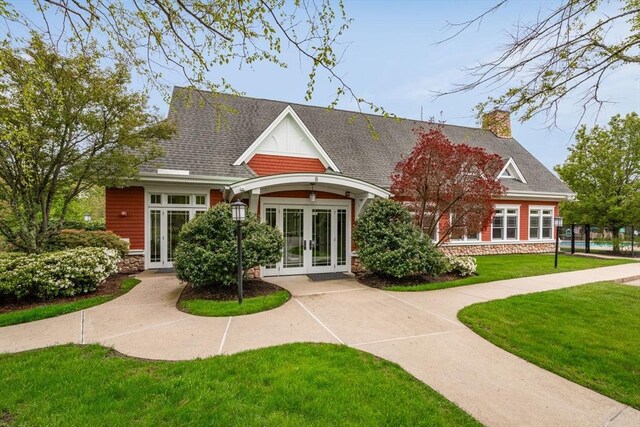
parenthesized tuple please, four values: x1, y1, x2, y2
(482, 110, 512, 138)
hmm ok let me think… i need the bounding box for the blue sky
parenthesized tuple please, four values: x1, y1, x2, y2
(6, 0, 640, 171)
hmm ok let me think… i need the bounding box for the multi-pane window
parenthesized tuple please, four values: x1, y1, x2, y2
(449, 212, 480, 241)
(150, 194, 162, 204)
(167, 194, 190, 205)
(492, 207, 519, 240)
(195, 195, 206, 205)
(529, 208, 553, 239)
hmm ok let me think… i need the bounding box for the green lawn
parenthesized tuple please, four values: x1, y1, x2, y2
(459, 282, 640, 409)
(386, 253, 635, 291)
(0, 278, 141, 327)
(179, 290, 290, 317)
(0, 343, 480, 426)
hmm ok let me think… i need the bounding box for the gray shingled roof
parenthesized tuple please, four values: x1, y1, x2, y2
(141, 87, 571, 194)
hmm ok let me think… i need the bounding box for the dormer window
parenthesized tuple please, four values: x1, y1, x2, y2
(498, 158, 526, 183)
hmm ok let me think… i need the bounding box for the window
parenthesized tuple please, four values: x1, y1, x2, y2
(529, 208, 553, 239)
(449, 212, 480, 242)
(492, 207, 519, 240)
(195, 195, 206, 205)
(167, 195, 190, 205)
(150, 194, 161, 204)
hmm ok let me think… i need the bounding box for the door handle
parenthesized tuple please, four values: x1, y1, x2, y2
(303, 240, 307, 250)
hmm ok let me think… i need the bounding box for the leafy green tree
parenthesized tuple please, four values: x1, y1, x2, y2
(555, 113, 640, 252)
(0, 35, 174, 253)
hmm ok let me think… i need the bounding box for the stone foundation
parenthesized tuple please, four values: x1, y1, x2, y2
(441, 243, 555, 256)
(118, 254, 145, 274)
(246, 266, 261, 279)
(351, 256, 365, 273)
(352, 243, 555, 272)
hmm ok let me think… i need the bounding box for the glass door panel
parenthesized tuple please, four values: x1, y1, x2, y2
(336, 209, 347, 267)
(167, 210, 190, 263)
(149, 210, 162, 266)
(312, 209, 332, 267)
(283, 208, 304, 269)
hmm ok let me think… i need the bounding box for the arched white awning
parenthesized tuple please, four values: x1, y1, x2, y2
(227, 172, 389, 199)
(226, 173, 389, 216)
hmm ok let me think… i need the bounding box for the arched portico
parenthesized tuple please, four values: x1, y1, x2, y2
(225, 173, 389, 276)
(225, 172, 389, 216)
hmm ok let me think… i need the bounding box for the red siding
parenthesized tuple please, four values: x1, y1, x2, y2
(106, 187, 145, 250)
(248, 154, 326, 176)
(210, 189, 224, 206)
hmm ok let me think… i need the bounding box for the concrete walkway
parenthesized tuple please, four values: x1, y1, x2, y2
(1, 263, 640, 426)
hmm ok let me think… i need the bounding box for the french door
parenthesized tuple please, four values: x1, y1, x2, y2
(262, 203, 350, 276)
(148, 209, 204, 268)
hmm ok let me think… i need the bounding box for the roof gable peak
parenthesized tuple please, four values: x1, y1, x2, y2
(233, 105, 340, 172)
(499, 157, 527, 183)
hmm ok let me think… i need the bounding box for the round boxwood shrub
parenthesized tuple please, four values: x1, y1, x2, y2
(174, 203, 283, 287)
(353, 198, 445, 278)
(48, 229, 129, 258)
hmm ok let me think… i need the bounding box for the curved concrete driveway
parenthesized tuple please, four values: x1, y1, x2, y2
(1, 263, 639, 426)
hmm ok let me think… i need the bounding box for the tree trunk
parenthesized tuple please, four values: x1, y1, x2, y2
(611, 227, 621, 254)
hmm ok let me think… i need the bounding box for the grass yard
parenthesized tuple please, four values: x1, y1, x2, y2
(386, 253, 635, 291)
(179, 290, 291, 317)
(0, 343, 480, 426)
(0, 277, 141, 327)
(459, 282, 640, 409)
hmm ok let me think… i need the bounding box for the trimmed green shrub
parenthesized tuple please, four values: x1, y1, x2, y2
(353, 198, 446, 278)
(444, 254, 477, 277)
(174, 203, 283, 287)
(48, 229, 129, 258)
(61, 219, 106, 231)
(0, 248, 121, 300)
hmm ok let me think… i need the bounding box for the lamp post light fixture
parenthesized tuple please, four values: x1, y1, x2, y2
(554, 216, 563, 269)
(83, 213, 92, 222)
(231, 201, 247, 304)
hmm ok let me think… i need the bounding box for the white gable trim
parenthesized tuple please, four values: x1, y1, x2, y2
(232, 105, 340, 172)
(499, 158, 527, 183)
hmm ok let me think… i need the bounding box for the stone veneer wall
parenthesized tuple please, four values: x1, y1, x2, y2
(351, 256, 365, 273)
(351, 243, 555, 272)
(118, 254, 145, 274)
(441, 243, 555, 256)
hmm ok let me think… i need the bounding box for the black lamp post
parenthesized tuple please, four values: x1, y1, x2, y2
(231, 201, 247, 304)
(554, 216, 563, 268)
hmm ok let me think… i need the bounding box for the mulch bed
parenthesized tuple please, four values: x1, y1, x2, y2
(355, 272, 462, 289)
(179, 279, 285, 302)
(0, 273, 131, 314)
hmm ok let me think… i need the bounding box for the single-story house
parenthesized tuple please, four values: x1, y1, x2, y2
(106, 87, 573, 275)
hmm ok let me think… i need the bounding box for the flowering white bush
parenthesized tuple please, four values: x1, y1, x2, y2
(444, 254, 477, 277)
(0, 247, 121, 300)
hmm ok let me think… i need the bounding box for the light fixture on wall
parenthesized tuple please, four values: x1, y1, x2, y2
(309, 184, 316, 202)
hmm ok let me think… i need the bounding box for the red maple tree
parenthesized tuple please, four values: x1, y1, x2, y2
(391, 124, 507, 246)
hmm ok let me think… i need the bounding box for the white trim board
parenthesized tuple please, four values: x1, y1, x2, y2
(499, 158, 527, 183)
(232, 105, 340, 172)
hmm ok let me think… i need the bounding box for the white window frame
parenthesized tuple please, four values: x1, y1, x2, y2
(448, 212, 481, 242)
(144, 188, 211, 269)
(491, 205, 520, 241)
(529, 206, 555, 240)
